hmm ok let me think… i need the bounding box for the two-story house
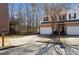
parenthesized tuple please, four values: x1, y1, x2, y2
(40, 4, 79, 35)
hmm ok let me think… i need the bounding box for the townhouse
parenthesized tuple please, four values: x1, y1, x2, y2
(40, 4, 79, 35)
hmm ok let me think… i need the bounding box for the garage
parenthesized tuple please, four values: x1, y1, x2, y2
(40, 27, 52, 35)
(67, 26, 79, 35)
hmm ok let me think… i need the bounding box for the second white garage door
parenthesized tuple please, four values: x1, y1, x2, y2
(67, 26, 79, 35)
(40, 27, 52, 35)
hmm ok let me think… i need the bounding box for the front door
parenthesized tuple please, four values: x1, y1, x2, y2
(60, 24, 66, 35)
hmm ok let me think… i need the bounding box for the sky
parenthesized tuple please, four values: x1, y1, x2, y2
(8, 3, 78, 13)
(9, 3, 33, 10)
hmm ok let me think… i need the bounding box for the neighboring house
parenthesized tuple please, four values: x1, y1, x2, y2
(40, 4, 79, 35)
(0, 3, 9, 34)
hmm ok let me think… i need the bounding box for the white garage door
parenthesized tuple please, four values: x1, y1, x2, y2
(40, 27, 52, 35)
(67, 26, 79, 35)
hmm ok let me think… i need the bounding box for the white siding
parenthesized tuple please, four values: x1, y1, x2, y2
(67, 8, 79, 20)
(40, 27, 52, 35)
(67, 26, 79, 35)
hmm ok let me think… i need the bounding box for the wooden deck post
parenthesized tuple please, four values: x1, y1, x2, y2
(2, 32, 5, 47)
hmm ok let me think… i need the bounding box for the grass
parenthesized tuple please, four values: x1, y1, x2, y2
(0, 35, 23, 47)
(60, 37, 79, 45)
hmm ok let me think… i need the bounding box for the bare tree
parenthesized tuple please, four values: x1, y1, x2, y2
(48, 3, 68, 34)
(9, 3, 17, 34)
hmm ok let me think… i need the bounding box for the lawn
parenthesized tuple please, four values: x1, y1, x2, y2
(0, 35, 22, 47)
(60, 37, 79, 45)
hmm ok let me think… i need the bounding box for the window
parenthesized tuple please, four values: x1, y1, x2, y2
(59, 16, 61, 20)
(69, 14, 71, 19)
(59, 14, 66, 20)
(63, 14, 66, 20)
(43, 17, 48, 22)
(74, 13, 76, 19)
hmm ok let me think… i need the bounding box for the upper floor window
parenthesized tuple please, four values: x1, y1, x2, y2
(74, 13, 76, 19)
(69, 13, 76, 20)
(59, 14, 66, 20)
(63, 14, 66, 20)
(59, 16, 61, 20)
(69, 14, 71, 19)
(43, 17, 48, 22)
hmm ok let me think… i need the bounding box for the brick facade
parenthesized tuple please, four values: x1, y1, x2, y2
(0, 3, 9, 34)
